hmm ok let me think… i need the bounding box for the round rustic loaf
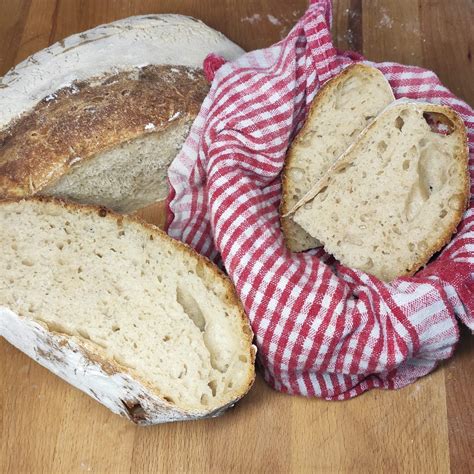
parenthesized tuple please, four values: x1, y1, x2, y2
(0, 15, 244, 212)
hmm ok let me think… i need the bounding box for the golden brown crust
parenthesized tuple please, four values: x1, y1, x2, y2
(0, 65, 209, 198)
(280, 63, 389, 251)
(0, 195, 256, 409)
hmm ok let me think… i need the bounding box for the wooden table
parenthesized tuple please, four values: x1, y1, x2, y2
(0, 1, 473, 472)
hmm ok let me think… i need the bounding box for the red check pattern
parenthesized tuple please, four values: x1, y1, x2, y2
(167, 0, 474, 398)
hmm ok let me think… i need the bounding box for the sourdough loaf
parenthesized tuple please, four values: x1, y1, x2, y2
(280, 64, 394, 251)
(291, 102, 469, 281)
(0, 15, 244, 212)
(0, 198, 255, 424)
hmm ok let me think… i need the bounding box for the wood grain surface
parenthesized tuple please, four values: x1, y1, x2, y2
(0, 1, 473, 473)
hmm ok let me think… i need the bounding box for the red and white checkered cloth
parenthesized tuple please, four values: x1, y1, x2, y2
(167, 0, 474, 399)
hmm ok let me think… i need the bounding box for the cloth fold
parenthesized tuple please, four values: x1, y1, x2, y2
(167, 0, 474, 399)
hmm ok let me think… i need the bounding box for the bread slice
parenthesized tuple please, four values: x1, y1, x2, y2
(280, 63, 395, 251)
(291, 102, 469, 282)
(0, 198, 255, 424)
(0, 15, 244, 213)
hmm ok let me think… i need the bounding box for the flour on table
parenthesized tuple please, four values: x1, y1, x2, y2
(267, 15, 282, 26)
(241, 14, 262, 25)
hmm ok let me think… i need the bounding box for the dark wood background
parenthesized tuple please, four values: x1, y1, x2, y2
(0, 1, 473, 472)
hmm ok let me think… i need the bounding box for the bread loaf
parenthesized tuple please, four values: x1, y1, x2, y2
(291, 102, 469, 281)
(0, 15, 244, 212)
(0, 198, 255, 424)
(280, 64, 394, 251)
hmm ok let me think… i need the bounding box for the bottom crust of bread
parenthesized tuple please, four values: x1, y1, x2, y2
(0, 307, 249, 425)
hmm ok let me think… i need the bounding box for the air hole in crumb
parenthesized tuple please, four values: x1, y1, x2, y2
(21, 259, 34, 267)
(98, 208, 107, 217)
(176, 284, 206, 331)
(149, 234, 154, 240)
(200, 394, 209, 406)
(112, 325, 120, 332)
(208, 380, 217, 397)
(118, 230, 125, 237)
(409, 243, 415, 251)
(239, 355, 248, 363)
(423, 112, 455, 135)
(56, 242, 64, 250)
(30, 132, 39, 138)
(395, 116, 405, 131)
(402, 160, 410, 170)
(163, 335, 170, 342)
(121, 89, 130, 96)
(228, 381, 233, 388)
(178, 364, 187, 379)
(439, 209, 448, 218)
(378, 141, 387, 153)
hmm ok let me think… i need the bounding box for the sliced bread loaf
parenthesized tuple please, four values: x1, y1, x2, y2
(0, 198, 255, 424)
(291, 102, 469, 281)
(0, 15, 244, 213)
(280, 63, 394, 251)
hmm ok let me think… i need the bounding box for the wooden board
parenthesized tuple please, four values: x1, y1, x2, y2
(0, 1, 473, 472)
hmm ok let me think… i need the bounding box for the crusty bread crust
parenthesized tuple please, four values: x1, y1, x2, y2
(289, 101, 470, 280)
(0, 65, 208, 198)
(0, 196, 256, 425)
(280, 63, 395, 251)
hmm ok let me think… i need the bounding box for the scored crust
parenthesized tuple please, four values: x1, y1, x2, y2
(280, 63, 395, 251)
(290, 101, 470, 281)
(0, 196, 256, 424)
(0, 65, 209, 198)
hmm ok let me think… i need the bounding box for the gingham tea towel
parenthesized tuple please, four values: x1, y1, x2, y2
(167, 0, 474, 399)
